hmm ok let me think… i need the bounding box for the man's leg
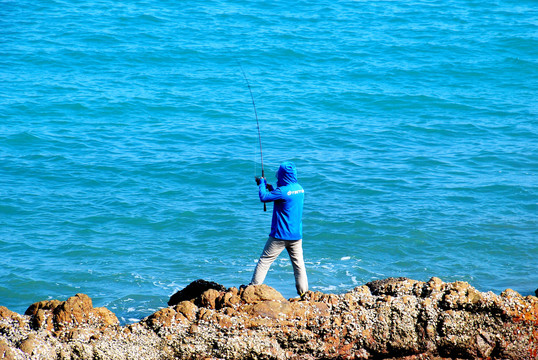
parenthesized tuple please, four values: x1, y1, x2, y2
(250, 237, 285, 285)
(286, 239, 308, 295)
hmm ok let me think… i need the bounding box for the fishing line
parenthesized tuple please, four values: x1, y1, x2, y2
(238, 63, 267, 212)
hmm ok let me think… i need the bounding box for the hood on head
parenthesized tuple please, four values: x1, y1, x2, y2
(276, 161, 297, 186)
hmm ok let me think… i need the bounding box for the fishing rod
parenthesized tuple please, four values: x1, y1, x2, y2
(238, 64, 267, 212)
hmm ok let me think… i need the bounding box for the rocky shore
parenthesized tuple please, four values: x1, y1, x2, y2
(1, 277, 537, 359)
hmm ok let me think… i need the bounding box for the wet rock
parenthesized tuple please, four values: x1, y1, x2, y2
(167, 279, 226, 306)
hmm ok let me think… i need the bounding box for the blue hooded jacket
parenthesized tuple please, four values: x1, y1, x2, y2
(259, 161, 304, 240)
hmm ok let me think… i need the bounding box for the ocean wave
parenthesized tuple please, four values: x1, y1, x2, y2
(1, 0, 536, 322)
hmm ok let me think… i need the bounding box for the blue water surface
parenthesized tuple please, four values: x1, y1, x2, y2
(1, 0, 536, 324)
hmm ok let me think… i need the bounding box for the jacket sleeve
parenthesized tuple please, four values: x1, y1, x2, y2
(259, 179, 283, 202)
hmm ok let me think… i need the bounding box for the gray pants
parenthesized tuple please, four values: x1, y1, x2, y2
(250, 237, 308, 296)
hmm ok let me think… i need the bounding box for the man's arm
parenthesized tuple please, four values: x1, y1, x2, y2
(258, 177, 281, 202)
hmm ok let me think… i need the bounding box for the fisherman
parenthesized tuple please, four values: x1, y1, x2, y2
(251, 161, 308, 297)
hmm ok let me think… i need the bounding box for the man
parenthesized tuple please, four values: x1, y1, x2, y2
(251, 161, 308, 297)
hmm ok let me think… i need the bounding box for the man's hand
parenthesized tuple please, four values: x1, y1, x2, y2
(256, 176, 273, 191)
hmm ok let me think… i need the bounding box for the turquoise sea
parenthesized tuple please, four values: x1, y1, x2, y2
(1, 0, 536, 324)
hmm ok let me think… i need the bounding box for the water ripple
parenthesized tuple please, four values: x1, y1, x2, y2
(1, 0, 536, 321)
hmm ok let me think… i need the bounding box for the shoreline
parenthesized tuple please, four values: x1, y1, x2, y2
(1, 277, 537, 359)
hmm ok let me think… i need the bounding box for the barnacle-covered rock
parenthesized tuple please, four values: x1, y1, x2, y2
(0, 278, 536, 359)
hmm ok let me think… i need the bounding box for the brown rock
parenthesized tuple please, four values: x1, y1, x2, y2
(0, 339, 14, 360)
(2, 278, 537, 360)
(440, 282, 485, 311)
(421, 276, 445, 297)
(30, 309, 54, 331)
(476, 331, 496, 358)
(200, 289, 221, 309)
(223, 307, 236, 316)
(366, 277, 423, 297)
(353, 285, 372, 296)
(33, 309, 46, 327)
(25, 300, 62, 316)
(145, 307, 177, 328)
(501, 288, 521, 298)
(0, 306, 23, 327)
(188, 324, 198, 334)
(290, 301, 307, 318)
(93, 307, 119, 327)
(342, 292, 358, 311)
(240, 284, 285, 303)
(215, 313, 234, 328)
(198, 307, 214, 322)
(220, 291, 241, 308)
(53, 293, 93, 326)
(39, 293, 119, 331)
(301, 290, 324, 302)
(174, 301, 198, 321)
(0, 307, 18, 320)
(246, 317, 274, 328)
(18, 335, 36, 355)
(25, 300, 61, 330)
(229, 287, 239, 295)
(65, 328, 95, 341)
(310, 302, 330, 318)
(320, 293, 339, 306)
(245, 300, 292, 320)
(466, 287, 483, 306)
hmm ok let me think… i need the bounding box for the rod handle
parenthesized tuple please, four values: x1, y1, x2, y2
(261, 171, 267, 212)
